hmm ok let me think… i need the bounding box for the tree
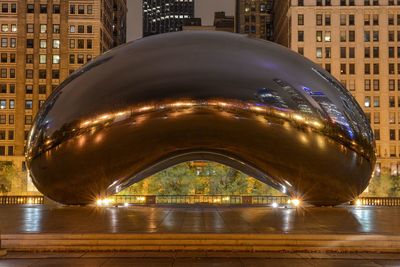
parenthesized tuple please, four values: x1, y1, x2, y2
(364, 174, 398, 197)
(148, 162, 197, 195)
(117, 161, 286, 196)
(0, 161, 18, 193)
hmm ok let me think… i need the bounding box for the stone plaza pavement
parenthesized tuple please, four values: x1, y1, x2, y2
(1, 251, 400, 266)
(0, 204, 399, 234)
(1, 205, 400, 266)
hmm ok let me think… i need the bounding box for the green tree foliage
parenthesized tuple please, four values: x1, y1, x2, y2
(0, 161, 18, 193)
(147, 162, 197, 195)
(364, 174, 400, 197)
(118, 162, 284, 196)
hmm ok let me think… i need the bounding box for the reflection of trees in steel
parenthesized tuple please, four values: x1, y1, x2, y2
(119, 162, 283, 196)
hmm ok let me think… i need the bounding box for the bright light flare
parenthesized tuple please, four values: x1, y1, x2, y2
(96, 198, 114, 206)
(271, 202, 278, 208)
(355, 199, 362, 206)
(291, 198, 301, 207)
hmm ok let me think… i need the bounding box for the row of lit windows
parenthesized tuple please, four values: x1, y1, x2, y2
(314, 46, 400, 58)
(26, 39, 60, 49)
(0, 99, 14, 109)
(36, 55, 61, 64)
(14, 100, 45, 110)
(1, 24, 17, 33)
(364, 96, 381, 107)
(27, 24, 60, 34)
(243, 3, 271, 13)
(1, 37, 16, 48)
(363, 96, 400, 108)
(299, 30, 356, 42)
(70, 25, 93, 34)
(22, 38, 92, 50)
(305, 55, 400, 76)
(25, 69, 60, 80)
(5, 54, 92, 66)
(298, 30, 400, 42)
(298, 0, 400, 6)
(299, 13, 400, 27)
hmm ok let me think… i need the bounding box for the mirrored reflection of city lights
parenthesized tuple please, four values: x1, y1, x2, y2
(28, 97, 363, 163)
(23, 207, 42, 232)
(353, 207, 373, 233)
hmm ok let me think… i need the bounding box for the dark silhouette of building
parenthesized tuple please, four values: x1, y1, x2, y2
(236, 0, 274, 40)
(143, 0, 195, 37)
(113, 0, 127, 46)
(214, 12, 234, 33)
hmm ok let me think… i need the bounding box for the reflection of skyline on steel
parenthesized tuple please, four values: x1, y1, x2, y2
(26, 31, 375, 206)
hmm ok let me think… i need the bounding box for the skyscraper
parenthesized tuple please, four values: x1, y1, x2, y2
(274, 0, 400, 176)
(236, 0, 274, 40)
(0, 0, 127, 194)
(143, 0, 195, 37)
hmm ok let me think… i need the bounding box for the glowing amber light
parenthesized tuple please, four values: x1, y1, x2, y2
(291, 199, 301, 207)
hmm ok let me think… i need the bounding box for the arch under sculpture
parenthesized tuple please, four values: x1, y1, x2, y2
(26, 31, 375, 206)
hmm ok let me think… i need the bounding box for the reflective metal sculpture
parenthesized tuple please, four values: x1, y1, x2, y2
(26, 32, 375, 206)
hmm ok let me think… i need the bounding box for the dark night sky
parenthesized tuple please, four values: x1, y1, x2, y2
(127, 0, 235, 42)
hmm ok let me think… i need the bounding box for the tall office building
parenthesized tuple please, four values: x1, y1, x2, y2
(143, 0, 195, 37)
(236, 0, 274, 40)
(274, 0, 400, 176)
(0, 0, 126, 194)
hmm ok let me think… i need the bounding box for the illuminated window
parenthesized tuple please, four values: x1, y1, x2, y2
(316, 47, 322, 58)
(40, 24, 47, 33)
(39, 54, 46, 64)
(0, 100, 6, 109)
(53, 39, 60, 48)
(324, 31, 331, 42)
(1, 24, 8, 32)
(53, 55, 60, 64)
(364, 96, 371, 107)
(40, 40, 46, 48)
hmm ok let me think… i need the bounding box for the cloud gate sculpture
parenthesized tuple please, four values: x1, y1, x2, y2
(26, 31, 375, 206)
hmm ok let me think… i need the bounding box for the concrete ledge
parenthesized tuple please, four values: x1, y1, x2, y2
(2, 234, 400, 253)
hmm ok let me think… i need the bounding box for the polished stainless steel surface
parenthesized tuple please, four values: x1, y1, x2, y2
(26, 31, 375, 205)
